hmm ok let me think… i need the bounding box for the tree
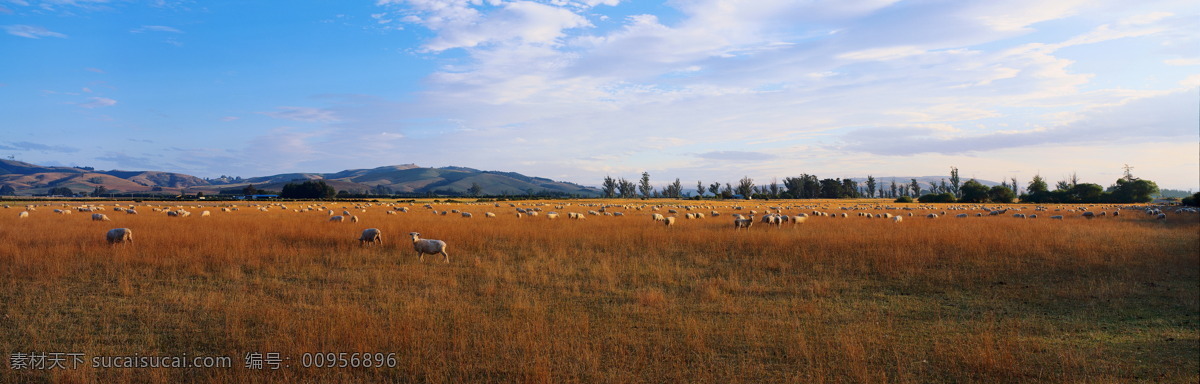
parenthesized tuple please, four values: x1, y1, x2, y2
(958, 180, 990, 203)
(1108, 177, 1158, 203)
(696, 181, 705, 198)
(722, 183, 734, 199)
(918, 193, 956, 203)
(866, 175, 877, 198)
(708, 182, 721, 198)
(468, 182, 483, 197)
(841, 178, 859, 198)
(988, 185, 1016, 203)
(950, 167, 961, 198)
(243, 184, 259, 196)
(820, 178, 842, 199)
(280, 180, 336, 199)
(890, 179, 898, 198)
(769, 178, 780, 198)
(909, 179, 922, 197)
(618, 178, 636, 198)
(1182, 192, 1199, 207)
(1009, 177, 1019, 195)
(639, 172, 652, 199)
(1022, 174, 1050, 203)
(602, 176, 617, 198)
(90, 185, 109, 197)
(736, 176, 755, 199)
(0, 185, 15, 196)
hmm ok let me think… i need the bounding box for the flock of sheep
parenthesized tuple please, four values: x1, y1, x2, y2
(6, 200, 1193, 264)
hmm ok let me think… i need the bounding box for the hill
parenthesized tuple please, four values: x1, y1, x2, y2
(0, 160, 600, 197)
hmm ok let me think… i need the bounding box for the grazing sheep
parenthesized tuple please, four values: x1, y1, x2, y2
(1156, 213, 1167, 220)
(92, 213, 111, 221)
(651, 213, 665, 221)
(926, 214, 938, 219)
(733, 215, 753, 230)
(201, 210, 211, 217)
(516, 212, 524, 218)
(409, 232, 449, 263)
(360, 228, 382, 246)
(1082, 211, 1095, 219)
(792, 215, 808, 224)
(892, 216, 903, 223)
(125, 209, 138, 214)
(1013, 213, 1025, 219)
(330, 215, 345, 223)
(664, 216, 676, 227)
(485, 212, 496, 218)
(106, 228, 133, 245)
(546, 212, 559, 219)
(1050, 215, 1064, 220)
(461, 212, 473, 218)
(955, 213, 968, 218)
(18, 211, 28, 219)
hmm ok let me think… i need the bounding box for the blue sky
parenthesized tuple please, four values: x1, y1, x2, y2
(2, 0, 1198, 190)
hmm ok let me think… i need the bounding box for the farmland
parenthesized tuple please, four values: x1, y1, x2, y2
(1, 199, 1197, 383)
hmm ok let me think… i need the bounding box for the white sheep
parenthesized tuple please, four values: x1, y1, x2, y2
(1050, 215, 1064, 220)
(733, 215, 753, 229)
(201, 210, 211, 217)
(409, 232, 449, 263)
(664, 216, 676, 227)
(92, 213, 111, 221)
(792, 215, 807, 224)
(360, 228, 382, 246)
(892, 216, 903, 223)
(351, 215, 360, 222)
(484, 212, 496, 218)
(106, 228, 133, 245)
(651, 213, 665, 221)
(1082, 211, 1095, 219)
(330, 215, 345, 223)
(546, 212, 559, 219)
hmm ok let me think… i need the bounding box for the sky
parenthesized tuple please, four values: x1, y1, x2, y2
(2, 0, 1198, 191)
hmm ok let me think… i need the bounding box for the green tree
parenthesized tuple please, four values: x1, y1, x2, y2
(602, 176, 617, 198)
(918, 193, 956, 203)
(909, 179, 922, 197)
(468, 182, 483, 197)
(242, 184, 259, 196)
(988, 185, 1016, 203)
(866, 175, 877, 198)
(1107, 178, 1158, 203)
(280, 180, 336, 199)
(949, 167, 961, 197)
(696, 180, 705, 198)
(638, 172, 652, 199)
(736, 176, 755, 199)
(618, 178, 636, 198)
(708, 182, 721, 198)
(90, 185, 109, 197)
(958, 180, 990, 203)
(1021, 174, 1050, 203)
(1181, 192, 1199, 207)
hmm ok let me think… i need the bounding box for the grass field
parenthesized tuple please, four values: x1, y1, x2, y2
(0, 199, 1196, 383)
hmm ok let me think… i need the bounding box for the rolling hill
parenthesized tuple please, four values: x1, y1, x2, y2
(0, 160, 600, 197)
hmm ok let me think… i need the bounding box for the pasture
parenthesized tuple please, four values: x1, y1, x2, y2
(0, 199, 1196, 383)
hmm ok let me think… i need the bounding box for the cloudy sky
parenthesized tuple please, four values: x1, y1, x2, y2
(2, 0, 1198, 190)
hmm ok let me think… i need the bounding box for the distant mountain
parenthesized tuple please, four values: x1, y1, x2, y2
(0, 160, 600, 197)
(0, 160, 210, 195)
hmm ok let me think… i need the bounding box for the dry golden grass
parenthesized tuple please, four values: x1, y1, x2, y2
(0, 200, 1196, 383)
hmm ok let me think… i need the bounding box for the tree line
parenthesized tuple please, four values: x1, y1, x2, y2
(601, 166, 1166, 204)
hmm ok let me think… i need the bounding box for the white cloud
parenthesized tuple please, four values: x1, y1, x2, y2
(4, 24, 67, 38)
(80, 97, 116, 108)
(260, 107, 340, 123)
